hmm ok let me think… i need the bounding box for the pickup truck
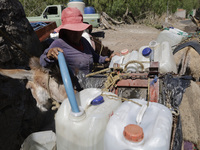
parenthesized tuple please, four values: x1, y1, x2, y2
(27, 5, 100, 28)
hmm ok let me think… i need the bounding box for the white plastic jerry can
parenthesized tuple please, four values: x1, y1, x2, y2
(109, 40, 178, 74)
(138, 41, 177, 74)
(104, 99, 173, 150)
(55, 88, 122, 150)
(156, 27, 188, 49)
(109, 49, 143, 72)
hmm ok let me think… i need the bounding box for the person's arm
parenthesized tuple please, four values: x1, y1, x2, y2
(82, 37, 119, 64)
(91, 48, 119, 63)
(40, 40, 63, 67)
(40, 47, 54, 67)
(92, 50, 108, 64)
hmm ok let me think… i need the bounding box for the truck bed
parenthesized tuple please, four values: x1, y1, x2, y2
(30, 21, 57, 42)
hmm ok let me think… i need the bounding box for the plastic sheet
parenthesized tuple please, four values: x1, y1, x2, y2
(160, 73, 191, 150)
(30, 22, 47, 31)
(20, 130, 56, 150)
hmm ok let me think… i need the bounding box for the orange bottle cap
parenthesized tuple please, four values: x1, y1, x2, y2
(123, 124, 144, 142)
(121, 49, 129, 55)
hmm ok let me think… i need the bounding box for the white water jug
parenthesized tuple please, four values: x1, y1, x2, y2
(109, 41, 177, 74)
(109, 50, 144, 72)
(55, 88, 122, 150)
(156, 27, 188, 49)
(104, 99, 172, 150)
(138, 41, 177, 74)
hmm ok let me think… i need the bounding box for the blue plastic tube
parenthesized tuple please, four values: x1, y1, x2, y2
(58, 52, 80, 113)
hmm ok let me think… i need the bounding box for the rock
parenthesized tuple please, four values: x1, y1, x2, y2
(0, 1, 55, 150)
(0, 0, 42, 68)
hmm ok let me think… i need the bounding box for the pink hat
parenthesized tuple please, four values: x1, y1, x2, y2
(54, 7, 92, 32)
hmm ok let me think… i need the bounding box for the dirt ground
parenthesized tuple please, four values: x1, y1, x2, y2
(97, 24, 161, 52)
(93, 18, 196, 53)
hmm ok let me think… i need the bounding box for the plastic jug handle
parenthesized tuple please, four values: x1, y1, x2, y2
(136, 104, 148, 124)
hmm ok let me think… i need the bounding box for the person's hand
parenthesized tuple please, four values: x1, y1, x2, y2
(105, 52, 120, 62)
(47, 47, 64, 60)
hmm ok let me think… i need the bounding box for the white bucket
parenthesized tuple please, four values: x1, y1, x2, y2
(55, 88, 122, 150)
(104, 99, 172, 150)
(156, 27, 188, 50)
(67, 1, 85, 14)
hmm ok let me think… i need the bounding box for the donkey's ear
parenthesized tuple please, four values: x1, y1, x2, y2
(0, 69, 33, 80)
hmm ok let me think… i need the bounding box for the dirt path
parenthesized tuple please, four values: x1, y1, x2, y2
(94, 19, 196, 53)
(94, 24, 160, 53)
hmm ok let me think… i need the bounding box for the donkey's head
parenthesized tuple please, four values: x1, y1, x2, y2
(0, 57, 68, 111)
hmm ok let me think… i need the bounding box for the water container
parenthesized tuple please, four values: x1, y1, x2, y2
(123, 50, 142, 72)
(84, 6, 96, 14)
(20, 131, 56, 150)
(138, 41, 177, 74)
(156, 27, 188, 50)
(67, 1, 85, 14)
(109, 41, 177, 74)
(50, 32, 59, 39)
(138, 47, 151, 70)
(55, 88, 122, 150)
(156, 41, 177, 73)
(109, 50, 144, 72)
(104, 99, 172, 150)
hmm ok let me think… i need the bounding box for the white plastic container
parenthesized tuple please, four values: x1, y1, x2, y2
(109, 50, 144, 72)
(20, 131, 56, 150)
(138, 41, 177, 74)
(109, 41, 177, 74)
(156, 27, 188, 50)
(138, 47, 151, 70)
(67, 1, 85, 14)
(55, 88, 122, 150)
(104, 99, 173, 150)
(123, 50, 143, 72)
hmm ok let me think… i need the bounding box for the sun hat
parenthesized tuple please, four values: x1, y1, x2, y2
(54, 7, 92, 32)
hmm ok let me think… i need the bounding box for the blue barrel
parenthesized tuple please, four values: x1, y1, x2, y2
(84, 6, 95, 14)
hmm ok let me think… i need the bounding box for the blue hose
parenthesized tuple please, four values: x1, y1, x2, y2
(58, 52, 80, 113)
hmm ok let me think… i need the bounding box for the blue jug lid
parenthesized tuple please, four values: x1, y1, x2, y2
(142, 47, 152, 56)
(91, 95, 104, 105)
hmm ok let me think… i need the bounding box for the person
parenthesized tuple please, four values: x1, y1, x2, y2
(40, 7, 114, 75)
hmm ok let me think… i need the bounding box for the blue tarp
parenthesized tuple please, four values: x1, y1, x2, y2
(30, 22, 47, 31)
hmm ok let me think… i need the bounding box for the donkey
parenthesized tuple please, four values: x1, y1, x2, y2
(0, 57, 68, 111)
(174, 46, 200, 81)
